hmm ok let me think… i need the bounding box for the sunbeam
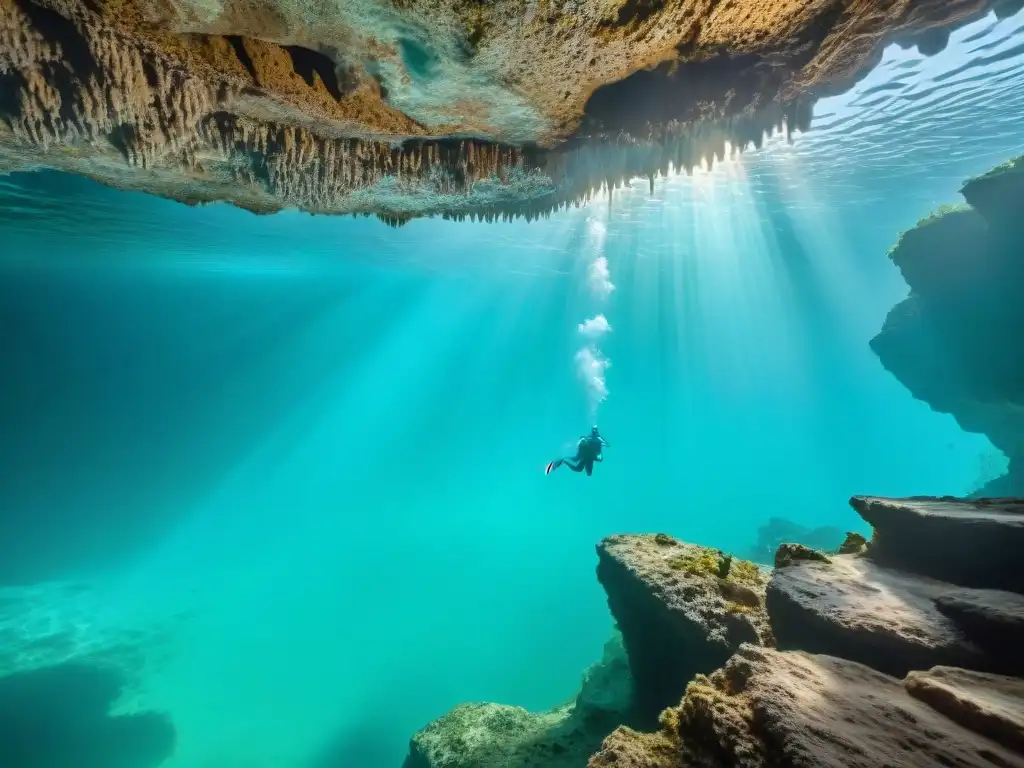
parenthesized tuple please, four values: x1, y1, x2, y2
(2, 7, 1023, 767)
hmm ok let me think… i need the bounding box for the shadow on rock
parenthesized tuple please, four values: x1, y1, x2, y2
(0, 662, 174, 768)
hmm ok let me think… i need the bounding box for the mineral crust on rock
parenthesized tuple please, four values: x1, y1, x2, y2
(596, 534, 771, 721)
(588, 645, 1024, 768)
(0, 0, 1006, 221)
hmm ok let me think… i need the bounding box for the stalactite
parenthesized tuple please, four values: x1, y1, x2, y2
(0, 0, 822, 224)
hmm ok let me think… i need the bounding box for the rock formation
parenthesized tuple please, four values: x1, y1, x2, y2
(401, 540, 774, 767)
(852, 495, 1024, 593)
(589, 645, 1024, 768)
(0, 0, 1009, 222)
(404, 492, 1024, 767)
(596, 535, 771, 721)
(402, 632, 634, 768)
(590, 493, 1024, 766)
(768, 535, 1011, 677)
(871, 155, 1024, 495)
(769, 496, 1024, 681)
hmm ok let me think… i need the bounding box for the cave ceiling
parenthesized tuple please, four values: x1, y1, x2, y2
(0, 0, 1015, 224)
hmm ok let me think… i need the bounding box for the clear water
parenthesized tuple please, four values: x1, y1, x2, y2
(1, 9, 1023, 767)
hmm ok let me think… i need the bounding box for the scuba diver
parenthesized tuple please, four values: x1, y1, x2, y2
(545, 426, 609, 477)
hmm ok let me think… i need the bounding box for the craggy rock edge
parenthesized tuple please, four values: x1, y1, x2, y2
(870, 155, 1024, 495)
(0, 0, 1011, 222)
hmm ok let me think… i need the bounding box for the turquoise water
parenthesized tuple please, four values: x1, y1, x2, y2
(1, 9, 1023, 767)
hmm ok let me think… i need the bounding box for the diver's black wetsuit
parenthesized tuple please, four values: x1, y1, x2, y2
(563, 434, 608, 476)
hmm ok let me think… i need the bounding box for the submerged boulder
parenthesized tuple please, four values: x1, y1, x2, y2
(596, 535, 772, 722)
(402, 633, 633, 768)
(587, 489, 1024, 766)
(403, 703, 572, 768)
(589, 645, 1024, 768)
(773, 542, 831, 568)
(852, 495, 1024, 593)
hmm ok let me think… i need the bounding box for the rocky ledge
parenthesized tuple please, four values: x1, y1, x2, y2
(871, 154, 1024, 495)
(404, 494, 1024, 767)
(590, 645, 1024, 768)
(403, 540, 773, 767)
(596, 535, 771, 720)
(592, 493, 1024, 766)
(0, 0, 1014, 222)
(852, 495, 1024, 592)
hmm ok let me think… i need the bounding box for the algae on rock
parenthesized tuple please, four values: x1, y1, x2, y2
(402, 633, 634, 768)
(596, 534, 772, 722)
(773, 542, 831, 568)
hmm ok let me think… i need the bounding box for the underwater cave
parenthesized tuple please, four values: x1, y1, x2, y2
(1, 1, 1023, 767)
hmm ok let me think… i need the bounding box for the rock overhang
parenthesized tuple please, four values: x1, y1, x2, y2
(0, 0, 1011, 223)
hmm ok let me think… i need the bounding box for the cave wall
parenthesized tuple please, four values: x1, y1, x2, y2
(871, 156, 1024, 494)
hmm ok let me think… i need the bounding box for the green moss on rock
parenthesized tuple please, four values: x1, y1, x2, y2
(667, 548, 764, 589)
(961, 154, 1024, 225)
(774, 543, 831, 569)
(914, 202, 970, 228)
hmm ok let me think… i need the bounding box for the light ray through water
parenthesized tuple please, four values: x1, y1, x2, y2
(1, 7, 1023, 768)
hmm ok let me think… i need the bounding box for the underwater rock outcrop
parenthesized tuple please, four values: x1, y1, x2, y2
(768, 546, 991, 677)
(852, 495, 1024, 593)
(404, 495, 1024, 767)
(596, 534, 771, 721)
(0, 0, 1006, 222)
(402, 633, 634, 768)
(587, 492, 1024, 765)
(0, 661, 175, 768)
(588, 645, 1024, 768)
(872, 155, 1024, 494)
(768, 494, 1024, 678)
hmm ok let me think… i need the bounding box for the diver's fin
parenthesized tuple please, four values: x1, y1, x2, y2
(545, 459, 563, 475)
